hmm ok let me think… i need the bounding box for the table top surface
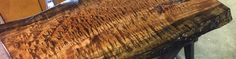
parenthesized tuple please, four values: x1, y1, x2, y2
(0, 0, 232, 59)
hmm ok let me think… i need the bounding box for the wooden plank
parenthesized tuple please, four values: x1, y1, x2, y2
(0, 0, 42, 22)
(0, 0, 232, 59)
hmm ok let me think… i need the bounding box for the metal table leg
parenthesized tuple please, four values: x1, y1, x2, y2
(184, 41, 195, 59)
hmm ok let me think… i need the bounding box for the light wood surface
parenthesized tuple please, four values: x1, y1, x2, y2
(0, 0, 42, 22)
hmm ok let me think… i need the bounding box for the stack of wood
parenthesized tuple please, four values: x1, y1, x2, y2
(0, 0, 232, 59)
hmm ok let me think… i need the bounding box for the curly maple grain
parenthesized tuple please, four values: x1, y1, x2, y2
(0, 0, 232, 59)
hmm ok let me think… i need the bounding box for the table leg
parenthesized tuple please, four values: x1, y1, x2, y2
(184, 41, 194, 59)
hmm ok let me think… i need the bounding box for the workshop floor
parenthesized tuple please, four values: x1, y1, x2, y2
(179, 0, 236, 59)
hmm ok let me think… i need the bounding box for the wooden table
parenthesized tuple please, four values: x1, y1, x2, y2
(0, 0, 232, 59)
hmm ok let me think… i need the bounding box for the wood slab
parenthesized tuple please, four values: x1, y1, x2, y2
(0, 0, 232, 59)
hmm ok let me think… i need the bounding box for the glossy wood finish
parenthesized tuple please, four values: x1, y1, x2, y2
(0, 0, 232, 59)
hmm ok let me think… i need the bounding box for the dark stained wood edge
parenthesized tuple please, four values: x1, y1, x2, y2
(130, 3, 232, 59)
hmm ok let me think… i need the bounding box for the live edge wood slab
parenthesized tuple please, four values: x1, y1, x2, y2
(0, 0, 232, 59)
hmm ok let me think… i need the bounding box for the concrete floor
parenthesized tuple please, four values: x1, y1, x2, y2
(179, 0, 236, 59)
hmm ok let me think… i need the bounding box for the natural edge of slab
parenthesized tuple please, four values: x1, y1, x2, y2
(130, 3, 232, 59)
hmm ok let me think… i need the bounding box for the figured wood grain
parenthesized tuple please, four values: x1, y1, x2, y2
(0, 0, 232, 59)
